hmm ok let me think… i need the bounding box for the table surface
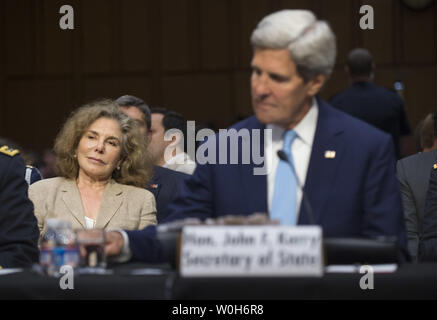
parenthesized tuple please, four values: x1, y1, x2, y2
(0, 262, 436, 300)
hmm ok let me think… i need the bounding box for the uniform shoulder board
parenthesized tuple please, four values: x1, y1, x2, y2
(0, 145, 20, 157)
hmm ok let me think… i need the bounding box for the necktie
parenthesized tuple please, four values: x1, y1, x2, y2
(271, 130, 298, 225)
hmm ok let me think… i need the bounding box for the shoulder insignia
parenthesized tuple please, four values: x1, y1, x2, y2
(0, 145, 20, 157)
(433, 163, 437, 170)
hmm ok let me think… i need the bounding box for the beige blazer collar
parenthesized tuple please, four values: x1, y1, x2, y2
(61, 179, 124, 229)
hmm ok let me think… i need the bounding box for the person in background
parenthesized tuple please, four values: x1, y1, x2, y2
(98, 9, 407, 264)
(0, 145, 39, 267)
(150, 107, 196, 175)
(414, 118, 425, 153)
(420, 113, 437, 152)
(116, 95, 189, 222)
(397, 108, 437, 262)
(420, 162, 437, 261)
(0, 137, 43, 185)
(28, 99, 157, 237)
(329, 48, 411, 159)
(39, 149, 57, 179)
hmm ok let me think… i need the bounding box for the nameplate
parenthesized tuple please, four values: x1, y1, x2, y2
(179, 226, 323, 277)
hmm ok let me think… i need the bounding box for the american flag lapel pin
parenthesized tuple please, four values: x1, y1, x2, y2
(324, 150, 336, 159)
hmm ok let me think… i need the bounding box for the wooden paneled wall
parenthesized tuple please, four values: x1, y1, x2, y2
(1, 0, 436, 152)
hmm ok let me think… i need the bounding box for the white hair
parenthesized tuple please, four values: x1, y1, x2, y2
(251, 10, 337, 81)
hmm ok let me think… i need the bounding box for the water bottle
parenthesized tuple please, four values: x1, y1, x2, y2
(39, 219, 59, 276)
(39, 219, 79, 276)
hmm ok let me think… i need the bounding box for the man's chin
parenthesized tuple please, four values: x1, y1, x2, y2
(254, 111, 278, 125)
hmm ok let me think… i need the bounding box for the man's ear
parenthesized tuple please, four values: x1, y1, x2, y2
(165, 131, 182, 147)
(172, 132, 182, 145)
(307, 74, 327, 96)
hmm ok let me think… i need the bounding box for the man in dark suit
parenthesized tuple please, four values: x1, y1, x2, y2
(419, 163, 437, 261)
(397, 110, 437, 262)
(0, 145, 39, 268)
(115, 95, 189, 222)
(148, 166, 189, 222)
(103, 10, 407, 263)
(329, 48, 411, 159)
(397, 149, 437, 262)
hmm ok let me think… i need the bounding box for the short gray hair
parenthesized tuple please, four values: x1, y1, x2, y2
(115, 95, 151, 132)
(251, 10, 336, 81)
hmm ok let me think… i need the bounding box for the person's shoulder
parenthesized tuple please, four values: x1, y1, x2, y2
(371, 84, 403, 102)
(229, 115, 264, 131)
(398, 149, 437, 167)
(324, 100, 387, 133)
(25, 165, 43, 185)
(0, 145, 20, 165)
(153, 165, 189, 182)
(0, 145, 20, 158)
(119, 182, 155, 199)
(328, 88, 349, 104)
(29, 176, 65, 191)
(0, 146, 24, 180)
(321, 100, 392, 151)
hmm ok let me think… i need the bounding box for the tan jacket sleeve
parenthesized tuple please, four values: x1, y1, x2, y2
(138, 191, 157, 229)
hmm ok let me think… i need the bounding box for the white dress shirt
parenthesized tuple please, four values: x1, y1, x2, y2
(84, 216, 96, 229)
(163, 152, 197, 175)
(265, 98, 319, 221)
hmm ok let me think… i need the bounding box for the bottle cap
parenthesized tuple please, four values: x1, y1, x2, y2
(45, 218, 63, 229)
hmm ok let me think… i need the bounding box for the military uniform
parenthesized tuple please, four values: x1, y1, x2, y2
(0, 145, 39, 268)
(25, 165, 43, 185)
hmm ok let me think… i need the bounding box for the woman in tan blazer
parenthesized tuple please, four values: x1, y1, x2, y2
(29, 100, 157, 237)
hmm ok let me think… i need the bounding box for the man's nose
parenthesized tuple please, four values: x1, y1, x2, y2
(252, 74, 271, 98)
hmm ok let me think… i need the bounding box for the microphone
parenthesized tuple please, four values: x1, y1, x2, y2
(277, 150, 316, 225)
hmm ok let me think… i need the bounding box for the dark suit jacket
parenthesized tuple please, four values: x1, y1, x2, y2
(397, 149, 437, 262)
(330, 81, 411, 159)
(147, 166, 189, 223)
(0, 152, 39, 268)
(419, 161, 437, 261)
(127, 98, 408, 263)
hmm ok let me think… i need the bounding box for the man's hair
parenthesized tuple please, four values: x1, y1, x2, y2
(432, 107, 437, 137)
(151, 107, 187, 151)
(151, 107, 168, 117)
(414, 118, 425, 152)
(54, 99, 152, 187)
(250, 9, 336, 82)
(115, 95, 151, 132)
(420, 114, 435, 151)
(347, 48, 373, 77)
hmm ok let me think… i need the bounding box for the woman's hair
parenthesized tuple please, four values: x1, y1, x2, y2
(54, 99, 152, 187)
(250, 9, 336, 82)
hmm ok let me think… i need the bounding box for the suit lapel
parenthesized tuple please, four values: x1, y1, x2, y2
(95, 180, 123, 229)
(299, 98, 345, 225)
(240, 118, 268, 214)
(61, 179, 87, 229)
(147, 169, 162, 200)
